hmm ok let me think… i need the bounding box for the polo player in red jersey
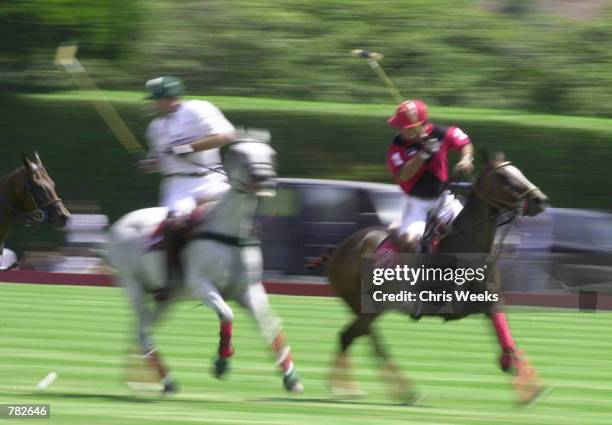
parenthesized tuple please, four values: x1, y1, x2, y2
(386, 99, 475, 252)
(385, 100, 524, 377)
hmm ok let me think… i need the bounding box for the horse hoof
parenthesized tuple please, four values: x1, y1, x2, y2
(162, 380, 179, 395)
(331, 385, 367, 398)
(399, 390, 423, 406)
(153, 288, 171, 302)
(283, 370, 304, 393)
(214, 357, 231, 379)
(520, 385, 552, 408)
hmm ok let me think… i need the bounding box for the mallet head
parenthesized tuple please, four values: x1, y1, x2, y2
(351, 49, 384, 61)
(54, 43, 78, 66)
(54, 42, 85, 73)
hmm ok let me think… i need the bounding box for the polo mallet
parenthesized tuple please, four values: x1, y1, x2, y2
(54, 43, 145, 156)
(351, 49, 404, 103)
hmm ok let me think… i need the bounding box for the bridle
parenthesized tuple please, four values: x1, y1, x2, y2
(0, 167, 63, 227)
(0, 166, 64, 270)
(182, 140, 277, 194)
(437, 161, 543, 262)
(473, 161, 541, 214)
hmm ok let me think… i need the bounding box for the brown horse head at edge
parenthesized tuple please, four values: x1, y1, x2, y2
(0, 153, 71, 247)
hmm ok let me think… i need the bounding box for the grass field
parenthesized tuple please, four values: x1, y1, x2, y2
(1, 283, 612, 424)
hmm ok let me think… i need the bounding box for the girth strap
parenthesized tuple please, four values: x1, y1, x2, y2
(192, 231, 261, 247)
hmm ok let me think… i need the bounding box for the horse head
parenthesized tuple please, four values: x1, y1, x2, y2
(223, 129, 278, 197)
(475, 151, 548, 217)
(21, 152, 71, 228)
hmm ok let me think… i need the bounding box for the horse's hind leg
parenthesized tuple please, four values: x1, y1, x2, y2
(330, 313, 377, 396)
(237, 282, 304, 393)
(369, 328, 419, 404)
(121, 272, 177, 393)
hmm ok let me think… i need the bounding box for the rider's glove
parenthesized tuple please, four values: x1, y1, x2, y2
(418, 137, 440, 160)
(169, 144, 194, 155)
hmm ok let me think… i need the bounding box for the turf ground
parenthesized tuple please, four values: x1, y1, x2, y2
(1, 283, 611, 424)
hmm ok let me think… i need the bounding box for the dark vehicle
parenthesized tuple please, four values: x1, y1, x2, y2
(536, 209, 612, 292)
(549, 209, 612, 292)
(257, 178, 612, 293)
(257, 178, 402, 276)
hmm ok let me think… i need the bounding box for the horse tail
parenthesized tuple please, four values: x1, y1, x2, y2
(305, 246, 336, 270)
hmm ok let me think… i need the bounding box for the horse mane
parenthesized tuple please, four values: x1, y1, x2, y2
(0, 166, 25, 187)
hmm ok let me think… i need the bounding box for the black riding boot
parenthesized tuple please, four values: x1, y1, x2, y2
(154, 214, 186, 302)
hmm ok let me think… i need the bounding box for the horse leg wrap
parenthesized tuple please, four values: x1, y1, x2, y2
(491, 312, 516, 353)
(269, 332, 302, 392)
(272, 333, 294, 375)
(218, 321, 234, 359)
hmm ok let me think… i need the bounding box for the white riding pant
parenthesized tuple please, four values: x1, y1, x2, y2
(160, 172, 230, 215)
(398, 191, 463, 239)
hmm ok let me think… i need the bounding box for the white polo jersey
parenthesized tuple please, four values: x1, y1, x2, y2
(146, 100, 235, 175)
(145, 100, 235, 213)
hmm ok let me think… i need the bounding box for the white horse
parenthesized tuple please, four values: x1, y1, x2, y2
(108, 134, 303, 394)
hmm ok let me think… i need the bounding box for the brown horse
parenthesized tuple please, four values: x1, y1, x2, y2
(327, 152, 549, 404)
(0, 153, 71, 267)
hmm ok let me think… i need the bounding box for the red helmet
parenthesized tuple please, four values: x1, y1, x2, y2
(387, 100, 428, 129)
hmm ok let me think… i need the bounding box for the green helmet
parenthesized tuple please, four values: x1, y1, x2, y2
(145, 76, 185, 99)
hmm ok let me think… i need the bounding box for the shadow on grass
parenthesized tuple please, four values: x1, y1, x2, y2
(5, 390, 432, 408)
(18, 391, 158, 403)
(250, 396, 432, 408)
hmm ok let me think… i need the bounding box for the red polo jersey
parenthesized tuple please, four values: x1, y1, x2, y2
(386, 123, 470, 195)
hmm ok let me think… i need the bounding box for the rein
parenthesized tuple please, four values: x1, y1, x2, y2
(181, 156, 275, 195)
(182, 157, 254, 193)
(436, 161, 537, 261)
(472, 161, 540, 212)
(176, 136, 276, 192)
(0, 171, 61, 226)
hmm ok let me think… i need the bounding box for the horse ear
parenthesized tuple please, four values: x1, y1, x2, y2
(22, 154, 32, 169)
(34, 151, 42, 165)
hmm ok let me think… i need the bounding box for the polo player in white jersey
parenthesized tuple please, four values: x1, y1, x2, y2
(138, 76, 235, 291)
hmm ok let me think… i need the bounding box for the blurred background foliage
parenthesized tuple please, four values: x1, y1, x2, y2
(3, 0, 612, 116)
(1, 0, 611, 252)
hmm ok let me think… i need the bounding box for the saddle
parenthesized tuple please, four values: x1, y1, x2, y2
(148, 206, 207, 251)
(147, 204, 211, 301)
(421, 210, 449, 254)
(378, 202, 455, 260)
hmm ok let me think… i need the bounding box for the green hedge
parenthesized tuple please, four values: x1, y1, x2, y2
(6, 1, 612, 117)
(2, 92, 611, 228)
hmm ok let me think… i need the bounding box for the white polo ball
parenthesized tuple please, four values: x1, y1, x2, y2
(37, 372, 58, 390)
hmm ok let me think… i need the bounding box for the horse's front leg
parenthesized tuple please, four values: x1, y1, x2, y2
(183, 243, 237, 378)
(185, 273, 236, 378)
(237, 282, 304, 393)
(488, 310, 546, 404)
(209, 291, 236, 379)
